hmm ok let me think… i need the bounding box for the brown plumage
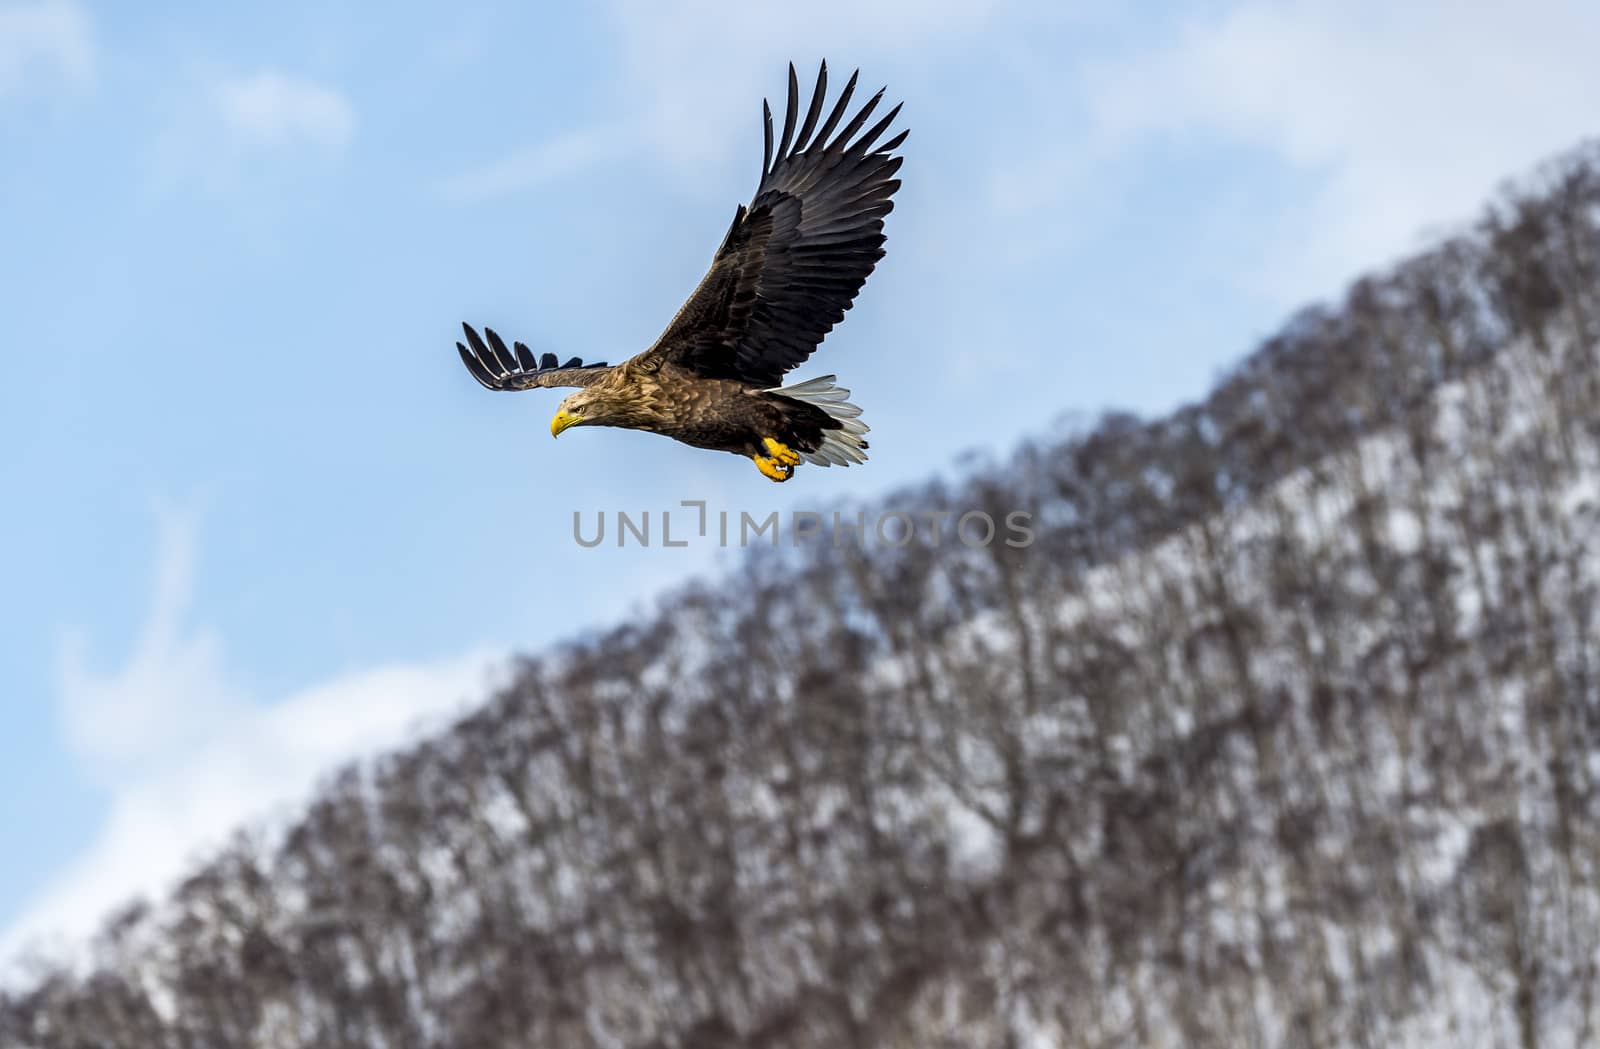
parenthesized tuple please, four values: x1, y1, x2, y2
(456, 60, 905, 482)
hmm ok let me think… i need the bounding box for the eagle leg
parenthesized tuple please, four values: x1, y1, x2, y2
(762, 437, 802, 467)
(753, 455, 794, 482)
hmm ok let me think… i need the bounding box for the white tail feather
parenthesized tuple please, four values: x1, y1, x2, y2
(769, 374, 870, 467)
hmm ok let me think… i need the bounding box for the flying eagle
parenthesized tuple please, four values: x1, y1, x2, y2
(456, 61, 905, 482)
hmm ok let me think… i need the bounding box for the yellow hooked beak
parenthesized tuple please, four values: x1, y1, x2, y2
(550, 409, 580, 438)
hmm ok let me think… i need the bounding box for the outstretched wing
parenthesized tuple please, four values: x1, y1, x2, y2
(635, 61, 906, 389)
(457, 323, 610, 391)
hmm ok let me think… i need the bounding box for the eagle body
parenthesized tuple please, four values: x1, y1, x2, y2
(556, 361, 855, 462)
(457, 61, 904, 481)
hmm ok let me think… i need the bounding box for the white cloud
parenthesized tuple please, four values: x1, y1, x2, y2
(145, 69, 355, 196)
(56, 509, 245, 780)
(1082, 0, 1600, 305)
(1, 513, 506, 967)
(0, 0, 93, 99)
(448, 0, 1005, 200)
(605, 0, 1005, 172)
(216, 71, 355, 150)
(441, 122, 632, 201)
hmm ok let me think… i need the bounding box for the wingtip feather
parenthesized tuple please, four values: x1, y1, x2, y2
(762, 99, 774, 174)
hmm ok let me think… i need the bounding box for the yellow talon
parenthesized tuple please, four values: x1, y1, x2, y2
(763, 437, 802, 467)
(753, 455, 793, 482)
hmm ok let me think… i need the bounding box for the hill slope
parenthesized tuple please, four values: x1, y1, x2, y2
(5, 143, 1600, 1048)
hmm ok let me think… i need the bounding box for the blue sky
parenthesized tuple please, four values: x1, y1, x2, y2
(4, 0, 1599, 963)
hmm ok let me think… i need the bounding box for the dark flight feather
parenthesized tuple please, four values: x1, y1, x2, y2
(639, 60, 908, 388)
(456, 323, 608, 391)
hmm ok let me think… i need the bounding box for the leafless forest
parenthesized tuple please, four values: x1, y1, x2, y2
(6, 142, 1600, 1048)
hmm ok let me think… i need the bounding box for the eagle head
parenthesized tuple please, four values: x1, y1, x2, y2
(550, 391, 594, 437)
(551, 388, 631, 437)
